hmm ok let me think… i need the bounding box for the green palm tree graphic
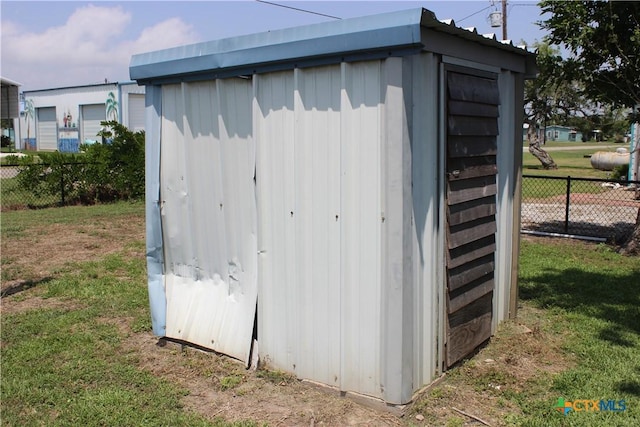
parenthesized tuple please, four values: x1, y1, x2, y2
(24, 99, 35, 146)
(105, 92, 119, 122)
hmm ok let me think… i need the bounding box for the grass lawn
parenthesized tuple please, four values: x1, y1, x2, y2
(523, 149, 617, 179)
(1, 203, 639, 425)
(410, 237, 640, 426)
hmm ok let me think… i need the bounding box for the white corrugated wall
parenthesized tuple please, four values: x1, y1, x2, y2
(151, 56, 444, 403)
(255, 61, 387, 398)
(409, 52, 442, 399)
(160, 80, 258, 365)
(254, 58, 435, 403)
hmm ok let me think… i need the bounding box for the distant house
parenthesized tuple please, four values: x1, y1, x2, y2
(17, 82, 145, 152)
(545, 125, 583, 142)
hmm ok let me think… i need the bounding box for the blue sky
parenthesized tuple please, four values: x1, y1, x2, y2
(1, 1, 547, 91)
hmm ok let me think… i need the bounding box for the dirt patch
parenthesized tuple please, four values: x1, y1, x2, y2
(0, 293, 84, 316)
(408, 306, 573, 426)
(1, 206, 575, 425)
(548, 188, 640, 208)
(1, 213, 144, 293)
(118, 331, 403, 426)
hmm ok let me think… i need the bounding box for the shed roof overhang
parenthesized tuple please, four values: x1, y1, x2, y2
(130, 8, 536, 85)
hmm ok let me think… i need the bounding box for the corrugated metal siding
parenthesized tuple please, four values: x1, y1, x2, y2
(293, 67, 342, 385)
(410, 52, 441, 394)
(36, 107, 57, 151)
(255, 61, 387, 399)
(145, 85, 166, 337)
(495, 70, 516, 325)
(160, 80, 257, 364)
(255, 70, 297, 373)
(339, 61, 383, 397)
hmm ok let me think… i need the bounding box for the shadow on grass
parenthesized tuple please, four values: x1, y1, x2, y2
(519, 267, 640, 337)
(0, 277, 54, 298)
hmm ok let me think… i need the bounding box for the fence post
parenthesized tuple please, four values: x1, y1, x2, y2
(60, 166, 65, 205)
(564, 175, 571, 233)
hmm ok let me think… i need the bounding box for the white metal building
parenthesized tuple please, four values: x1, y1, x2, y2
(17, 82, 145, 152)
(131, 8, 536, 405)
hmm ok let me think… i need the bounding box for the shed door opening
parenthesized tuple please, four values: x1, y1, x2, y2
(444, 69, 499, 368)
(36, 107, 57, 151)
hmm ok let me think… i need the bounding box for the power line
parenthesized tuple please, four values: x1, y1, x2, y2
(456, 5, 493, 24)
(255, 0, 341, 20)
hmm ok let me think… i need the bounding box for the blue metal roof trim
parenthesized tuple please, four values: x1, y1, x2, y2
(130, 8, 534, 83)
(130, 8, 427, 82)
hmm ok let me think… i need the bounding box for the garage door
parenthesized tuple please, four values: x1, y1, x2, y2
(81, 104, 105, 143)
(37, 107, 57, 151)
(128, 94, 145, 132)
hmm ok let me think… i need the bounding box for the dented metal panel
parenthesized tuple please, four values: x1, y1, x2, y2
(145, 85, 166, 337)
(254, 71, 297, 372)
(160, 80, 257, 365)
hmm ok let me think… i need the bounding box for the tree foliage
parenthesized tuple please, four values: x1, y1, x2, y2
(16, 121, 145, 205)
(538, 0, 640, 254)
(539, 0, 640, 110)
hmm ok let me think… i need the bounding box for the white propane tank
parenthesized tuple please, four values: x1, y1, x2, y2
(590, 149, 630, 171)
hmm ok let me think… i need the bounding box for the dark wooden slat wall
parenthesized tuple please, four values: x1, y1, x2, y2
(445, 71, 500, 368)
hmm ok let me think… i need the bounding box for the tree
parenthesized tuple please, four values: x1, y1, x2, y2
(539, 0, 640, 254)
(524, 42, 560, 169)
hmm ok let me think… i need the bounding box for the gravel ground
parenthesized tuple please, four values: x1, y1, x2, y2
(522, 202, 637, 240)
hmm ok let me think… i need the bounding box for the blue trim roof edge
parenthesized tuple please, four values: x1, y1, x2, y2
(130, 8, 532, 83)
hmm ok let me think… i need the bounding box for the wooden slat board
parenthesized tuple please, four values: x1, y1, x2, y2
(445, 70, 499, 368)
(448, 136, 497, 157)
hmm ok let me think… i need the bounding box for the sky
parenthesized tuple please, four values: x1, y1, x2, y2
(1, 0, 548, 92)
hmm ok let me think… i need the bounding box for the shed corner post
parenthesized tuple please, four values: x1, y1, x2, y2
(144, 84, 167, 337)
(509, 72, 526, 320)
(380, 56, 414, 405)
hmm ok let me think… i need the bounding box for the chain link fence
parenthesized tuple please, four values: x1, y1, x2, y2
(521, 175, 640, 242)
(1, 161, 93, 210)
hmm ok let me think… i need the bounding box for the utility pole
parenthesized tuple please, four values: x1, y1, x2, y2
(502, 0, 508, 40)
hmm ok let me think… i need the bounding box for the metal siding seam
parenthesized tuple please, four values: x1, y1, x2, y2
(255, 72, 297, 373)
(145, 85, 166, 337)
(293, 66, 342, 386)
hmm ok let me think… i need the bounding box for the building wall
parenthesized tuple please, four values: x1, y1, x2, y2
(18, 82, 145, 151)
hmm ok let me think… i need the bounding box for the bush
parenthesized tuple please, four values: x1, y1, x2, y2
(15, 122, 145, 205)
(611, 163, 629, 181)
(16, 152, 86, 203)
(1, 135, 12, 148)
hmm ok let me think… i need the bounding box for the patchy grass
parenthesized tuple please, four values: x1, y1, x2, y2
(2, 203, 638, 426)
(410, 237, 640, 426)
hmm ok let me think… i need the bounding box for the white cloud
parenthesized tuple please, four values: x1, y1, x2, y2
(1, 4, 198, 90)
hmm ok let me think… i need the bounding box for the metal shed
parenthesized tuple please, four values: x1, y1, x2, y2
(130, 8, 536, 405)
